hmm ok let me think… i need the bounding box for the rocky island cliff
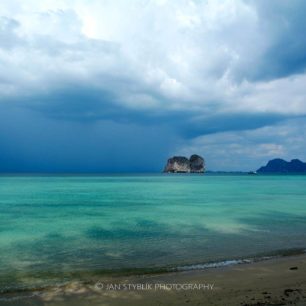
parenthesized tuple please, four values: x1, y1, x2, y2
(163, 154, 205, 173)
(257, 158, 306, 173)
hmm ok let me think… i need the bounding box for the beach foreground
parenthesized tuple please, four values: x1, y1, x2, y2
(1, 254, 306, 306)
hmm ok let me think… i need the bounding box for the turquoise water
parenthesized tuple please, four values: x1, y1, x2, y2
(1, 174, 306, 291)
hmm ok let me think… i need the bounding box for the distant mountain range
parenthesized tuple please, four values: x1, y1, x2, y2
(257, 158, 306, 174)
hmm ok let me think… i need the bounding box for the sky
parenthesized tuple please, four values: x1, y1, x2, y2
(0, 0, 306, 172)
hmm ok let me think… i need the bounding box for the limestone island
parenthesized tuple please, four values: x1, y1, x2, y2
(257, 158, 306, 173)
(163, 154, 205, 173)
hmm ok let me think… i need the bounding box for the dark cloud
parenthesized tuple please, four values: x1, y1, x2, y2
(1, 0, 306, 172)
(182, 113, 292, 137)
(0, 103, 177, 172)
(0, 84, 300, 173)
(246, 0, 306, 80)
(6, 84, 295, 136)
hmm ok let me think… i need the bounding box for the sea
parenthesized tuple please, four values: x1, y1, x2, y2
(1, 174, 306, 292)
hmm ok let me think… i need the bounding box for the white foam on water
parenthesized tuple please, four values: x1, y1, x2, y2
(175, 258, 253, 271)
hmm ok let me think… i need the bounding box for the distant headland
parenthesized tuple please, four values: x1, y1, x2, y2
(163, 154, 205, 173)
(163, 156, 306, 174)
(257, 158, 306, 174)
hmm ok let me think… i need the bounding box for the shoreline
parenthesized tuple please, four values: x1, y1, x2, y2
(1, 247, 305, 294)
(1, 253, 306, 305)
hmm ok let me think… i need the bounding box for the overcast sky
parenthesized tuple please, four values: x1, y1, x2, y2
(1, 0, 306, 172)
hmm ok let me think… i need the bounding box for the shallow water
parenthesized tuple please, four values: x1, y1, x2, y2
(1, 174, 306, 291)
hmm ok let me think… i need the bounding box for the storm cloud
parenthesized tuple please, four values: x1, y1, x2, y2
(0, 0, 306, 172)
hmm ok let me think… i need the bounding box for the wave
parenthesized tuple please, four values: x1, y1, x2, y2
(1, 247, 305, 296)
(173, 247, 306, 272)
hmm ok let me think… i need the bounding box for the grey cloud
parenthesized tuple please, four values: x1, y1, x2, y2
(245, 0, 306, 81)
(0, 17, 22, 49)
(0, 1, 306, 172)
(6, 83, 295, 140)
(0, 103, 176, 172)
(179, 117, 306, 171)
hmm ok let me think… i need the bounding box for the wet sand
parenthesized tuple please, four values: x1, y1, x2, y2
(1, 254, 306, 306)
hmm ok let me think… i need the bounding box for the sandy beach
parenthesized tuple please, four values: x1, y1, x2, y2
(1, 254, 306, 306)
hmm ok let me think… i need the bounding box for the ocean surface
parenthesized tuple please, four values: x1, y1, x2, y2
(1, 174, 306, 292)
